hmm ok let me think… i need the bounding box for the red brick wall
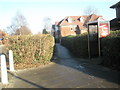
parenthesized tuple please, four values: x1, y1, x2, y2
(60, 26, 77, 37)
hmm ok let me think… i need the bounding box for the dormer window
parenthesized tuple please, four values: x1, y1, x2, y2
(80, 17, 84, 22)
(68, 17, 72, 23)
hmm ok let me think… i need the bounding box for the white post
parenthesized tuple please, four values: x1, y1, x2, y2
(9, 50, 14, 71)
(0, 54, 8, 84)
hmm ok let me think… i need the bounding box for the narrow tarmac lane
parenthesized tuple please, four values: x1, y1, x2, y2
(6, 44, 120, 88)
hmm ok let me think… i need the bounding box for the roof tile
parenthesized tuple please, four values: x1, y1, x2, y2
(58, 14, 104, 30)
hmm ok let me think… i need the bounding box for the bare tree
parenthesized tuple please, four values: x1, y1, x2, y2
(7, 11, 32, 35)
(13, 11, 27, 27)
(42, 17, 52, 34)
(84, 6, 98, 15)
(15, 26, 32, 35)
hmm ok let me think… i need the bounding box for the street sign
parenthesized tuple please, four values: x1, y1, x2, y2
(98, 21, 110, 38)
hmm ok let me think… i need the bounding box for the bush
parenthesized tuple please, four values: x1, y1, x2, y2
(101, 30, 120, 70)
(5, 34, 54, 69)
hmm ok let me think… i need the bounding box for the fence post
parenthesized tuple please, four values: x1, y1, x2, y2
(0, 54, 8, 84)
(9, 50, 14, 71)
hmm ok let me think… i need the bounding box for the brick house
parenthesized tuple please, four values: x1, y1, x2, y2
(110, 1, 120, 31)
(52, 14, 104, 42)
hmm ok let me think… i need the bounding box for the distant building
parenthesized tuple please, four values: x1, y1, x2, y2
(0, 30, 7, 38)
(52, 14, 104, 42)
(0, 29, 8, 44)
(52, 22, 61, 42)
(110, 1, 120, 31)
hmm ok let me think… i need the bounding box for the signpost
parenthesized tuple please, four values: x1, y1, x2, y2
(98, 21, 110, 38)
(87, 20, 110, 59)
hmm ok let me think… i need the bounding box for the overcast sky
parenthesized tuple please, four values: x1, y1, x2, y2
(0, 0, 119, 34)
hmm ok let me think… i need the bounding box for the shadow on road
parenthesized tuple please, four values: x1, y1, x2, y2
(8, 71, 49, 89)
(52, 43, 120, 86)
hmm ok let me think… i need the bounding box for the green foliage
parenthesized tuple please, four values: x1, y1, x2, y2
(61, 34, 88, 58)
(101, 30, 120, 70)
(5, 34, 54, 69)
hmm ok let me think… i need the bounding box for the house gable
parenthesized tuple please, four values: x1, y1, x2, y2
(110, 1, 120, 18)
(110, 1, 120, 31)
(110, 1, 120, 8)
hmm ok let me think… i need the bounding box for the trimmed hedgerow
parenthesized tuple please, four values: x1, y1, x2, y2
(61, 33, 99, 58)
(61, 33, 88, 58)
(101, 30, 120, 70)
(61, 30, 120, 70)
(5, 34, 54, 69)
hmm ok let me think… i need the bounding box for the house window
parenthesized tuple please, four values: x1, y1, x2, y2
(68, 17, 72, 23)
(80, 17, 84, 22)
(79, 17, 84, 22)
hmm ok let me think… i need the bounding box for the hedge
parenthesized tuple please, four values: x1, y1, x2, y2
(101, 30, 120, 70)
(5, 34, 54, 69)
(61, 33, 88, 58)
(61, 30, 120, 70)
